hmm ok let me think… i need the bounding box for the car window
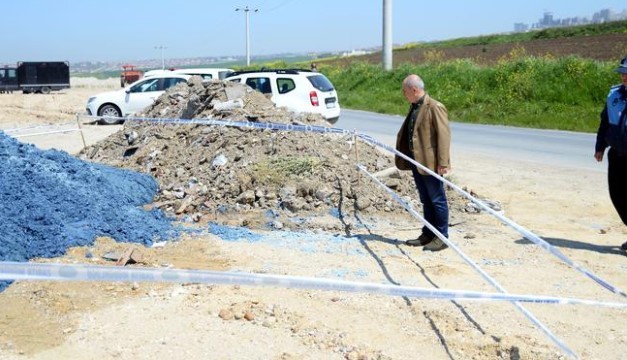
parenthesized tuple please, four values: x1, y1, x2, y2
(229, 78, 241, 83)
(218, 71, 233, 80)
(185, 73, 212, 80)
(130, 78, 160, 93)
(163, 77, 187, 89)
(246, 77, 272, 94)
(307, 74, 334, 92)
(276, 78, 295, 94)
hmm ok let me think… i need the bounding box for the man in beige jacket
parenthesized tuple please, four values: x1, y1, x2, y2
(395, 74, 451, 251)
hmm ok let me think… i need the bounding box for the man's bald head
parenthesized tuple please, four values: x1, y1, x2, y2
(402, 74, 425, 103)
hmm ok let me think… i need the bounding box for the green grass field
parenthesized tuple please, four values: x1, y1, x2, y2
(324, 56, 619, 133)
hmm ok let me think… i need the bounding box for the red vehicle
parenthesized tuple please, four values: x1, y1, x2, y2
(120, 64, 143, 87)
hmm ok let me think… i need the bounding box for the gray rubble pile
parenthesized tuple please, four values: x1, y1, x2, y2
(80, 78, 460, 230)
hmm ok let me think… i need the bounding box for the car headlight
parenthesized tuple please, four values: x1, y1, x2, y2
(87, 97, 96, 104)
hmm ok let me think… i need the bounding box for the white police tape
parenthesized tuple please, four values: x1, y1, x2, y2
(13, 128, 81, 138)
(1, 261, 625, 308)
(81, 114, 351, 135)
(3, 121, 77, 133)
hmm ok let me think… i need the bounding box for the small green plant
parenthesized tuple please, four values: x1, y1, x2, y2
(253, 156, 325, 185)
(423, 49, 446, 63)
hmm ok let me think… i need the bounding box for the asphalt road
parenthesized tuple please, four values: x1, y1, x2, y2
(339, 109, 604, 173)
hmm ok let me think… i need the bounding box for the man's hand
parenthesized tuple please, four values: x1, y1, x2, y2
(594, 151, 604, 162)
(437, 166, 449, 175)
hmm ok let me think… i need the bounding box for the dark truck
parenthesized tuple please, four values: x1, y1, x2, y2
(0, 61, 70, 94)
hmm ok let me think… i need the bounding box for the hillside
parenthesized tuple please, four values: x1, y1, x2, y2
(328, 33, 627, 67)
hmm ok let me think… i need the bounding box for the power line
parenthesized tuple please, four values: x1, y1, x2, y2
(264, 0, 294, 12)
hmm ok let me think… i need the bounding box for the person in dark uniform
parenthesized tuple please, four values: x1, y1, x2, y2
(594, 56, 627, 252)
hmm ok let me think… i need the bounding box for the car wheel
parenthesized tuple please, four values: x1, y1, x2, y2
(326, 117, 339, 125)
(98, 104, 122, 125)
(40, 86, 51, 94)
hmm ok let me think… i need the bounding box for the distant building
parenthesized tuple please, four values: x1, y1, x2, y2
(341, 49, 371, 57)
(514, 7, 627, 32)
(514, 23, 529, 32)
(592, 9, 611, 23)
(538, 12, 556, 27)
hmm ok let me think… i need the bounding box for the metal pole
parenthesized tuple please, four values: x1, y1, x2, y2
(382, 0, 393, 70)
(76, 113, 87, 150)
(161, 47, 165, 70)
(154, 45, 167, 70)
(246, 9, 250, 66)
(236, 6, 258, 67)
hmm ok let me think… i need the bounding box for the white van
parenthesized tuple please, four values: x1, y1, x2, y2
(144, 68, 233, 80)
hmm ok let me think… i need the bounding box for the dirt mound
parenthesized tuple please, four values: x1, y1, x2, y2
(135, 76, 326, 125)
(80, 78, 467, 230)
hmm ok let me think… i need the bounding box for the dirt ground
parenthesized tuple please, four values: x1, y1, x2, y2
(0, 78, 626, 360)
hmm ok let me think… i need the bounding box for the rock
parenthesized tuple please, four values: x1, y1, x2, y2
(236, 190, 256, 205)
(283, 198, 307, 212)
(212, 154, 228, 167)
(355, 198, 371, 211)
(125, 131, 138, 145)
(384, 178, 400, 189)
(373, 166, 400, 179)
(262, 317, 277, 327)
(218, 309, 234, 320)
(176, 196, 194, 214)
(213, 99, 244, 111)
(482, 199, 502, 212)
(314, 187, 333, 201)
(244, 311, 255, 321)
(464, 203, 481, 213)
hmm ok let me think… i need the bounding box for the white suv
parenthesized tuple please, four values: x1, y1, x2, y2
(225, 69, 340, 124)
(86, 73, 190, 124)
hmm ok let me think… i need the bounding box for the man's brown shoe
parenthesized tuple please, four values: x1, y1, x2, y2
(405, 233, 434, 247)
(423, 237, 448, 252)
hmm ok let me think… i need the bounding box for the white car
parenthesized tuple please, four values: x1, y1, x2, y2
(144, 67, 234, 81)
(225, 69, 340, 124)
(86, 73, 190, 124)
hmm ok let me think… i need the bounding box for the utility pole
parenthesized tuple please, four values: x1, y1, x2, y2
(154, 45, 168, 70)
(382, 0, 393, 70)
(235, 6, 259, 66)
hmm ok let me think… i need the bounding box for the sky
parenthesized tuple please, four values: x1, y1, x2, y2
(1, 0, 625, 64)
